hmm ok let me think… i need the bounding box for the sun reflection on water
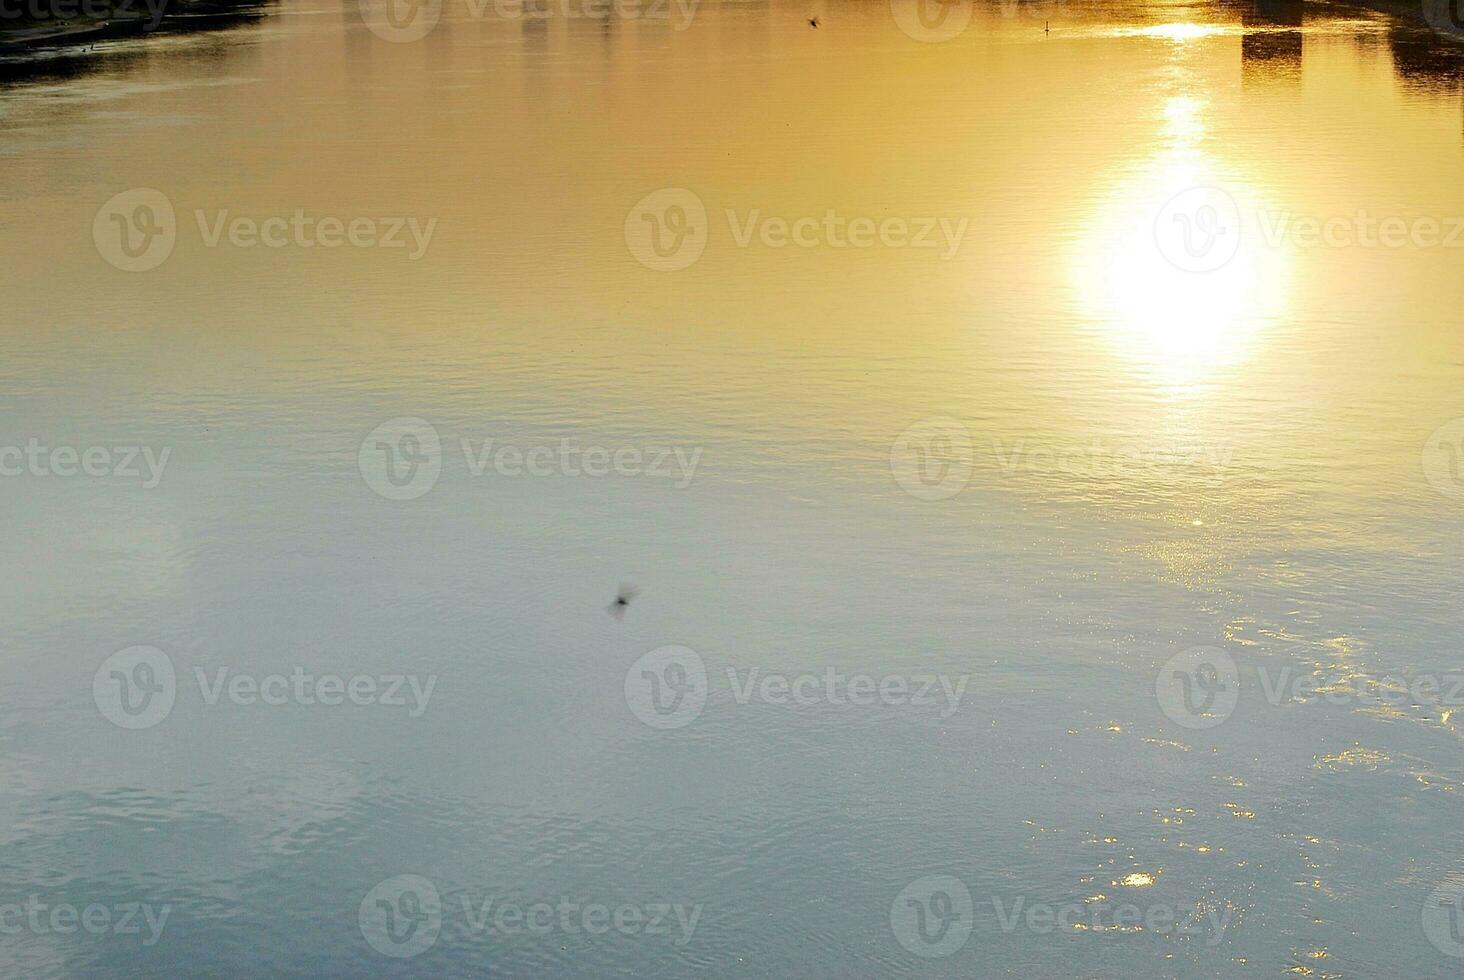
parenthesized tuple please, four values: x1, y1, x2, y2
(1123, 23, 1236, 42)
(1075, 94, 1289, 387)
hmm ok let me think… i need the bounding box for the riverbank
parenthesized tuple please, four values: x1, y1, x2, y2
(1345, 0, 1464, 39)
(0, 0, 265, 53)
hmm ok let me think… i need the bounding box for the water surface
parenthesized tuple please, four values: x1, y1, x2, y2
(2, 0, 1464, 974)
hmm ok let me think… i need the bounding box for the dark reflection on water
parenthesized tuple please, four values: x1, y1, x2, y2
(1388, 22, 1464, 89)
(0, 46, 147, 82)
(0, 2, 270, 83)
(1241, 0, 1303, 84)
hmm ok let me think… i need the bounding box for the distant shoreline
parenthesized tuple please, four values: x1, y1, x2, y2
(0, 0, 265, 54)
(2, 0, 1459, 58)
(1339, 0, 1456, 31)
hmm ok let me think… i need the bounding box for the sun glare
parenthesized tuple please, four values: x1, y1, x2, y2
(1128, 22, 1232, 42)
(1075, 98, 1288, 384)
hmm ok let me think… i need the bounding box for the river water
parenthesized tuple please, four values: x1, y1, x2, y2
(2, 0, 1464, 975)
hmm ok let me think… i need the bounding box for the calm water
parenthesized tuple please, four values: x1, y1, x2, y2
(2, 0, 1464, 974)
